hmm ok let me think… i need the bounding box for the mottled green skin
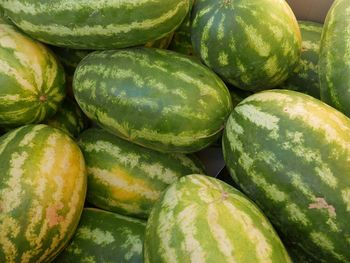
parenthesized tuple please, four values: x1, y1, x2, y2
(45, 98, 89, 138)
(284, 21, 323, 99)
(0, 125, 87, 263)
(285, 243, 316, 263)
(319, 0, 350, 117)
(54, 208, 145, 263)
(78, 128, 204, 219)
(1, 0, 190, 49)
(144, 174, 291, 263)
(50, 34, 174, 83)
(191, 0, 301, 91)
(0, 21, 66, 128)
(74, 48, 233, 153)
(223, 90, 350, 262)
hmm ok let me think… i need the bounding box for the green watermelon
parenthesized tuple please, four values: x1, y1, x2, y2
(0, 20, 65, 128)
(45, 98, 89, 138)
(1, 0, 190, 50)
(73, 48, 233, 153)
(78, 128, 204, 219)
(144, 174, 291, 263)
(54, 208, 145, 263)
(284, 21, 323, 99)
(319, 0, 350, 117)
(191, 0, 301, 91)
(222, 89, 350, 262)
(0, 124, 87, 263)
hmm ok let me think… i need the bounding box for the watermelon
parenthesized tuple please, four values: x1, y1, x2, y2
(319, 0, 350, 117)
(0, 124, 87, 263)
(45, 98, 89, 138)
(78, 128, 204, 219)
(0, 20, 65, 128)
(73, 48, 233, 153)
(144, 174, 291, 263)
(191, 0, 301, 91)
(54, 208, 145, 263)
(1, 0, 190, 50)
(222, 89, 350, 262)
(284, 21, 323, 99)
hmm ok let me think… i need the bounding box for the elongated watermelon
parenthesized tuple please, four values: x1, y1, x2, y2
(0, 21, 65, 128)
(45, 98, 89, 138)
(222, 90, 350, 262)
(284, 21, 323, 99)
(319, 0, 350, 117)
(78, 128, 204, 219)
(191, 0, 301, 91)
(74, 48, 233, 153)
(144, 174, 291, 263)
(54, 208, 145, 263)
(1, 0, 190, 50)
(0, 124, 87, 263)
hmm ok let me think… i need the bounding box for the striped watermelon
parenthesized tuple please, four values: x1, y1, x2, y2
(222, 89, 350, 262)
(45, 98, 89, 138)
(284, 21, 323, 99)
(144, 174, 291, 263)
(0, 124, 87, 263)
(73, 48, 233, 153)
(1, 0, 190, 49)
(78, 128, 204, 219)
(319, 0, 350, 117)
(191, 0, 301, 91)
(0, 20, 65, 128)
(54, 208, 145, 263)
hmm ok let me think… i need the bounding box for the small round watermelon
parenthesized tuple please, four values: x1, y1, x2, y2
(0, 124, 87, 262)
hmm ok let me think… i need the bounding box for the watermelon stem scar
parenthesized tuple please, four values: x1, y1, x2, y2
(39, 95, 48, 102)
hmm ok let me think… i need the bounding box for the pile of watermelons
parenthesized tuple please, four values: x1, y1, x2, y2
(0, 0, 349, 262)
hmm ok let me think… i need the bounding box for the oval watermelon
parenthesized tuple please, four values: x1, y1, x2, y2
(191, 0, 301, 91)
(78, 128, 204, 219)
(0, 21, 65, 128)
(0, 124, 87, 263)
(319, 0, 350, 117)
(1, 0, 190, 50)
(144, 174, 291, 263)
(222, 89, 350, 262)
(54, 208, 145, 263)
(73, 48, 233, 153)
